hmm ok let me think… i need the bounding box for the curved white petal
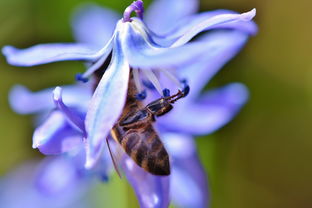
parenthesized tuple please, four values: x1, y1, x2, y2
(2, 44, 100, 67)
(85, 32, 130, 168)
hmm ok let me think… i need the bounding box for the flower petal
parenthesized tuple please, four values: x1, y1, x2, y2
(2, 43, 100, 67)
(121, 21, 214, 69)
(33, 111, 82, 155)
(35, 157, 82, 196)
(9, 84, 90, 115)
(168, 9, 257, 39)
(53, 87, 86, 134)
(85, 33, 130, 168)
(158, 83, 249, 135)
(145, 0, 199, 34)
(162, 133, 209, 208)
(178, 30, 251, 100)
(121, 156, 170, 208)
(170, 8, 256, 47)
(0, 160, 90, 208)
(71, 4, 120, 48)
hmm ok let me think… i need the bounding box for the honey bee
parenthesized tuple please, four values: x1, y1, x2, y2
(110, 72, 186, 176)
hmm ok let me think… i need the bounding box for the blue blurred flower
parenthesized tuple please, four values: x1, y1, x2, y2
(0, 157, 93, 208)
(4, 0, 257, 207)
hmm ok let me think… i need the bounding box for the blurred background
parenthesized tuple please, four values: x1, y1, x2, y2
(0, 0, 311, 207)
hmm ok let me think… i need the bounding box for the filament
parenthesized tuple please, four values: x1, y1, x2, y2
(133, 68, 142, 92)
(159, 68, 182, 89)
(142, 70, 163, 95)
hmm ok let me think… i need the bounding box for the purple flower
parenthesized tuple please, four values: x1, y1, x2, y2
(0, 157, 92, 208)
(4, 0, 257, 207)
(3, 0, 256, 168)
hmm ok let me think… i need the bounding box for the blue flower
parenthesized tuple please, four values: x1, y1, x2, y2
(5, 0, 257, 207)
(3, 0, 256, 169)
(0, 157, 92, 208)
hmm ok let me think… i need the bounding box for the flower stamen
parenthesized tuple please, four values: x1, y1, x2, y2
(163, 88, 170, 97)
(142, 79, 155, 90)
(136, 90, 147, 100)
(181, 79, 190, 96)
(142, 70, 163, 96)
(75, 73, 89, 83)
(159, 68, 182, 89)
(133, 68, 142, 92)
(123, 0, 144, 22)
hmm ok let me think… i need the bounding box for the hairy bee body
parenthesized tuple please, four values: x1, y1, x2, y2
(111, 73, 170, 176)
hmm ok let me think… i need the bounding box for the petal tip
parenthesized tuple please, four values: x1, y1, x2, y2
(53, 86, 62, 101)
(9, 85, 31, 114)
(2, 45, 17, 65)
(227, 82, 249, 104)
(241, 8, 256, 21)
(2, 45, 14, 55)
(32, 143, 39, 149)
(84, 157, 95, 169)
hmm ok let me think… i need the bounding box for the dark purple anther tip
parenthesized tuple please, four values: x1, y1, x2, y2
(163, 88, 171, 97)
(183, 85, 190, 97)
(136, 90, 147, 100)
(75, 73, 89, 83)
(123, 0, 144, 22)
(99, 174, 109, 182)
(181, 79, 190, 97)
(143, 80, 155, 90)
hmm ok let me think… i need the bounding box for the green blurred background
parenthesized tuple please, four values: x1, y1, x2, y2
(0, 0, 311, 207)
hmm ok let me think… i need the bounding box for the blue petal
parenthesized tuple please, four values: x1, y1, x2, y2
(33, 111, 82, 155)
(167, 9, 257, 39)
(2, 43, 100, 67)
(35, 157, 81, 195)
(158, 83, 249, 135)
(121, 156, 170, 208)
(168, 8, 256, 47)
(162, 133, 209, 208)
(147, 30, 250, 105)
(0, 160, 90, 208)
(145, 0, 199, 34)
(9, 85, 55, 114)
(84, 32, 130, 168)
(71, 4, 120, 48)
(178, 30, 250, 100)
(53, 87, 86, 134)
(9, 84, 90, 115)
(121, 20, 214, 69)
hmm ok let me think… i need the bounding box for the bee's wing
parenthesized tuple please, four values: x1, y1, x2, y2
(119, 109, 149, 126)
(106, 137, 124, 178)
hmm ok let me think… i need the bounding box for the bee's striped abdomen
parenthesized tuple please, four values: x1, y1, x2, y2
(110, 71, 170, 176)
(116, 125, 170, 176)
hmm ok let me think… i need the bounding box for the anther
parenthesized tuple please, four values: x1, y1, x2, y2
(142, 80, 155, 90)
(136, 90, 147, 100)
(75, 73, 89, 83)
(163, 88, 171, 97)
(181, 79, 190, 97)
(99, 174, 109, 182)
(183, 85, 190, 96)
